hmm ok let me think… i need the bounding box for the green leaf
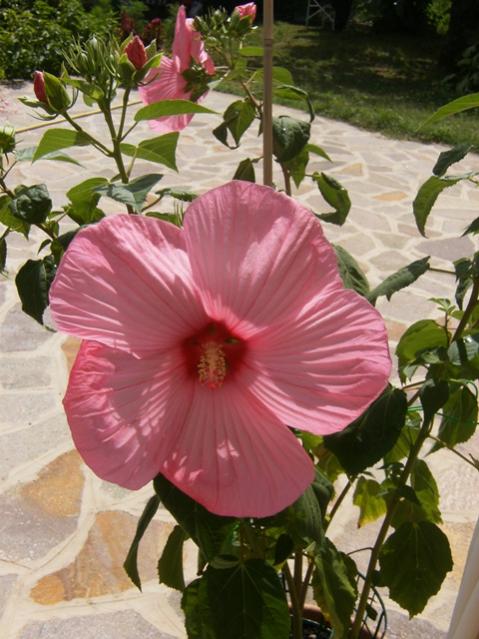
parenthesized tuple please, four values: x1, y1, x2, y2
(313, 173, 351, 225)
(378, 521, 453, 616)
(67, 177, 108, 224)
(287, 482, 323, 544)
(463, 216, 479, 235)
(411, 460, 441, 524)
(324, 387, 407, 475)
(15, 144, 82, 165)
(306, 143, 331, 162)
(312, 538, 358, 638)
(272, 115, 310, 162)
(15, 258, 52, 324)
(202, 560, 290, 639)
(11, 184, 52, 224)
(274, 534, 294, 565)
(422, 93, 479, 127)
(239, 45, 263, 57)
(454, 257, 473, 309)
(153, 475, 235, 562)
(437, 385, 478, 447)
(181, 578, 213, 639)
(157, 525, 187, 591)
(353, 477, 387, 527)
(447, 333, 479, 379)
(396, 320, 448, 380)
(433, 144, 473, 177)
(120, 133, 179, 171)
(251, 66, 294, 87)
(146, 212, 182, 226)
(413, 176, 461, 236)
(134, 100, 216, 122)
(368, 256, 430, 305)
(283, 148, 309, 188)
(385, 411, 421, 464)
(233, 158, 256, 182)
(334, 245, 370, 297)
(420, 379, 449, 423)
(274, 84, 315, 122)
(311, 468, 335, 517)
(32, 128, 90, 162)
(214, 100, 256, 148)
(156, 188, 197, 202)
(123, 494, 160, 591)
(324, 387, 408, 475)
(0, 195, 29, 236)
(95, 174, 163, 213)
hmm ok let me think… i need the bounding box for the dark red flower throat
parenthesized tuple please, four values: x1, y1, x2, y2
(182, 322, 246, 389)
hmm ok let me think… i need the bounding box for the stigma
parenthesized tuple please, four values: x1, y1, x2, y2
(197, 341, 227, 389)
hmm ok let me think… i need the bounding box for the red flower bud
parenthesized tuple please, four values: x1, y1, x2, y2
(235, 2, 257, 21)
(33, 71, 47, 103)
(125, 35, 147, 70)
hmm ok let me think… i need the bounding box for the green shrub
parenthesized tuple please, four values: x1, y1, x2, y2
(0, 0, 118, 79)
(426, 0, 451, 35)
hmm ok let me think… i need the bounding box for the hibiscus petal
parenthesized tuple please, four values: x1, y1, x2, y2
(183, 181, 343, 338)
(50, 214, 207, 353)
(243, 288, 391, 434)
(172, 5, 193, 72)
(160, 382, 314, 517)
(190, 30, 216, 75)
(65, 341, 313, 516)
(139, 56, 194, 134)
(64, 340, 193, 489)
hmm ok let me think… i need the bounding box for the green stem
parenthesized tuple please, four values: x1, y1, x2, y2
(294, 549, 303, 597)
(117, 87, 131, 142)
(15, 100, 142, 135)
(102, 106, 125, 178)
(281, 163, 292, 196)
(0, 175, 14, 198)
(326, 479, 352, 529)
(428, 434, 479, 470)
(453, 276, 479, 340)
(62, 111, 111, 156)
(349, 413, 432, 639)
(283, 562, 303, 639)
(102, 103, 134, 214)
(299, 557, 315, 610)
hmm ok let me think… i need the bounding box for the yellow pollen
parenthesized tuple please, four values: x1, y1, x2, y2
(197, 341, 227, 389)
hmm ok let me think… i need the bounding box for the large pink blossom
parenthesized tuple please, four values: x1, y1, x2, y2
(49, 181, 391, 517)
(138, 5, 215, 133)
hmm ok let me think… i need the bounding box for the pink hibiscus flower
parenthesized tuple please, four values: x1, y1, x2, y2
(138, 5, 215, 134)
(49, 181, 391, 517)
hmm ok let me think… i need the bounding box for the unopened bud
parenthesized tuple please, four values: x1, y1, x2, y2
(0, 126, 15, 154)
(125, 36, 147, 70)
(43, 72, 71, 112)
(33, 71, 47, 103)
(235, 2, 256, 20)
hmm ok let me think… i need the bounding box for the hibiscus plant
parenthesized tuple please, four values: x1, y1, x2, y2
(1, 4, 478, 639)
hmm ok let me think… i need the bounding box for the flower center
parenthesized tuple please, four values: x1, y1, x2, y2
(197, 341, 227, 389)
(182, 322, 246, 390)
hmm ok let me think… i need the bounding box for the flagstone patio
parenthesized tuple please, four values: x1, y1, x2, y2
(1, 82, 478, 638)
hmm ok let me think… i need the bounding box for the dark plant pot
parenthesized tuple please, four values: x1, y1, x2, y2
(290, 606, 374, 639)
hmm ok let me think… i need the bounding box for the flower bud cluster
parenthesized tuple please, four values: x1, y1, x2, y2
(119, 36, 162, 87)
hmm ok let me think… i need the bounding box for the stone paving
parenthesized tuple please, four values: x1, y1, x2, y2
(1, 81, 479, 638)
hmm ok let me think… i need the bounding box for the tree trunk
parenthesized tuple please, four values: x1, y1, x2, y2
(441, 0, 479, 70)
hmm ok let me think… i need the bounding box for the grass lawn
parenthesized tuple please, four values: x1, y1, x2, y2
(221, 21, 479, 147)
